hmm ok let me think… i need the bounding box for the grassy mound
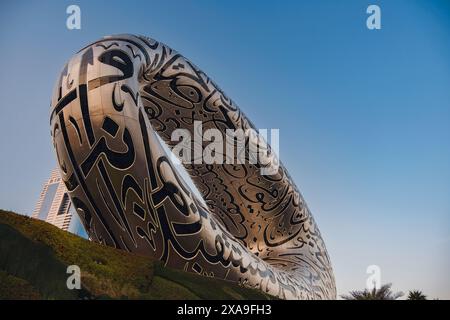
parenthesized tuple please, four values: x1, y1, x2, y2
(0, 209, 271, 300)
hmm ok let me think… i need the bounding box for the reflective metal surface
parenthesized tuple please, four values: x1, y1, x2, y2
(50, 34, 336, 299)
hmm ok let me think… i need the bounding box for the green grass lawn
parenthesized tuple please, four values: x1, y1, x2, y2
(0, 209, 271, 300)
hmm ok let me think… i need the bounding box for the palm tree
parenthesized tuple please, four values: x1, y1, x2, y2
(407, 290, 427, 300)
(341, 283, 403, 300)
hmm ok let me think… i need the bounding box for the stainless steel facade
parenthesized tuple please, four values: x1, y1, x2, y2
(50, 34, 336, 299)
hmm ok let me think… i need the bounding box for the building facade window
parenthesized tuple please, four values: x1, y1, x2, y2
(57, 193, 70, 215)
(38, 182, 58, 221)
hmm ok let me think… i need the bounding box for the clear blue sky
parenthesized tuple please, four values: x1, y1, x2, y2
(0, 0, 449, 298)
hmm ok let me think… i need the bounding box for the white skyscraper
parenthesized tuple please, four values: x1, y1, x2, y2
(32, 168, 87, 238)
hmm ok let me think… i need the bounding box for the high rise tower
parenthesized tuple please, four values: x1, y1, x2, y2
(32, 168, 87, 238)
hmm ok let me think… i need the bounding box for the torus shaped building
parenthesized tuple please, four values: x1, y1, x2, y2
(50, 34, 336, 299)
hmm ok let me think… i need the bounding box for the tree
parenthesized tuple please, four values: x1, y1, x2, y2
(407, 290, 427, 300)
(341, 283, 403, 300)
